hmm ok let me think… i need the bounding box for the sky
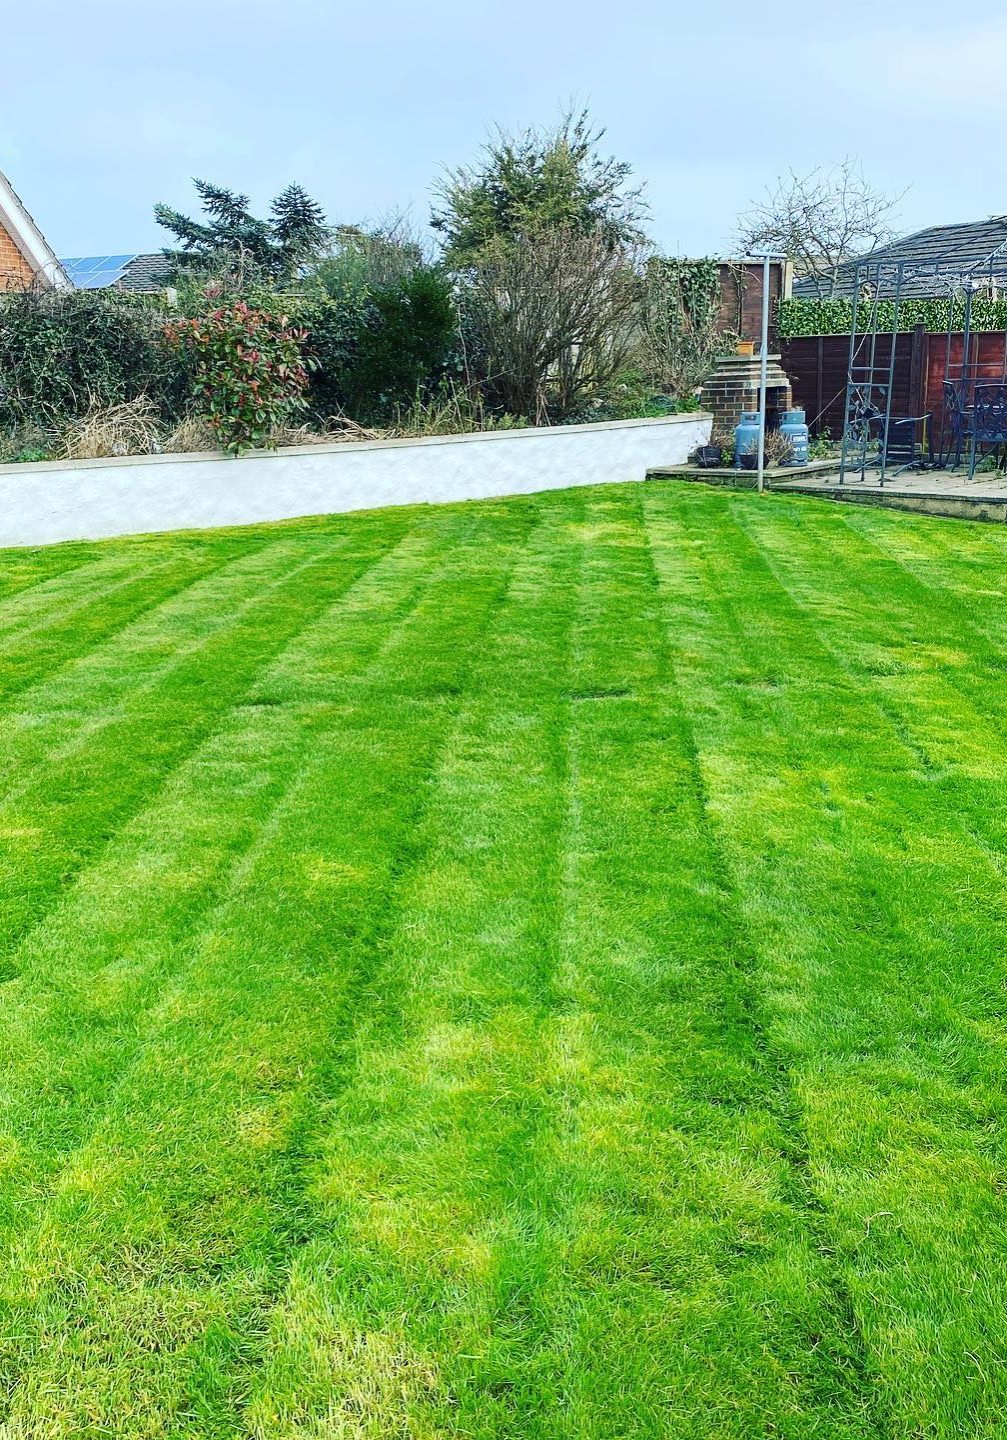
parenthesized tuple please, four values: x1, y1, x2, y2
(3, 0, 1006, 262)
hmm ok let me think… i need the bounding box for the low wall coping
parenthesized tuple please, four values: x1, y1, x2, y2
(0, 411, 712, 479)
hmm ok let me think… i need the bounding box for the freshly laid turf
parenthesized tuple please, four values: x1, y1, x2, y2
(0, 482, 1005, 1438)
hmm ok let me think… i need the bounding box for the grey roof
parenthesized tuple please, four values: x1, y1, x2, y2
(792, 217, 1007, 299)
(114, 253, 175, 292)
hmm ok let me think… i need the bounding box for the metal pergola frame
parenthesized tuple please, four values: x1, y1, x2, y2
(839, 239, 1007, 485)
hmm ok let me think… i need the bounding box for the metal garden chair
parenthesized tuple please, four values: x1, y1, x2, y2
(854, 396, 933, 478)
(967, 384, 1007, 480)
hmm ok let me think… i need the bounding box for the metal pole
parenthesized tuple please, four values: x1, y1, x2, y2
(879, 262, 904, 486)
(840, 265, 862, 485)
(757, 252, 770, 494)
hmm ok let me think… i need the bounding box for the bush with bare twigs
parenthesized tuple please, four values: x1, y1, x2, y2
(460, 227, 640, 422)
(737, 158, 906, 299)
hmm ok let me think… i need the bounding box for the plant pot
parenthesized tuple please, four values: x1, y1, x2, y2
(738, 452, 758, 470)
(736, 340, 755, 357)
(695, 445, 723, 468)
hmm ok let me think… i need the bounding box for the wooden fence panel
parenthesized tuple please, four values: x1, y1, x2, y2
(781, 334, 917, 438)
(782, 329, 1007, 450)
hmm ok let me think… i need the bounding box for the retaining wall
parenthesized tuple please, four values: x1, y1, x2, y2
(0, 412, 710, 547)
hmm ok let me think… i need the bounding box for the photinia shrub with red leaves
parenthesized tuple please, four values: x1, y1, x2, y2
(165, 295, 312, 455)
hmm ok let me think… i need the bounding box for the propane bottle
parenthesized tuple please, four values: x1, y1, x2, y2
(733, 411, 761, 469)
(779, 408, 809, 465)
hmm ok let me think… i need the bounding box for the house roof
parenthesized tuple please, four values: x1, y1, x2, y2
(792, 217, 1007, 299)
(59, 253, 174, 292)
(0, 170, 70, 288)
(116, 253, 174, 292)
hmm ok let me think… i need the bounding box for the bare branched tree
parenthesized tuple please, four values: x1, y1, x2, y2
(461, 228, 641, 421)
(737, 159, 906, 298)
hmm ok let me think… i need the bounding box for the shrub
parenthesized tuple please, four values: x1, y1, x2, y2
(763, 430, 795, 466)
(303, 267, 458, 425)
(300, 295, 366, 418)
(344, 269, 458, 421)
(710, 428, 734, 464)
(166, 296, 312, 454)
(389, 380, 525, 436)
(808, 426, 834, 460)
(636, 257, 735, 397)
(0, 287, 183, 429)
(459, 227, 640, 422)
(312, 219, 426, 299)
(560, 367, 678, 423)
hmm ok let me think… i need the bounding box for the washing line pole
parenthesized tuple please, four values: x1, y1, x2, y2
(757, 253, 769, 493)
(756, 250, 785, 495)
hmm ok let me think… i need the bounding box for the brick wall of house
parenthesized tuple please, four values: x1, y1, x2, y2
(0, 218, 36, 289)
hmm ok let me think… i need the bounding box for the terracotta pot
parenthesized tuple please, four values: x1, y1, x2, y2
(736, 340, 755, 357)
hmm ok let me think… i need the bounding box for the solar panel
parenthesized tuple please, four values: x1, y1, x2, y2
(59, 255, 139, 289)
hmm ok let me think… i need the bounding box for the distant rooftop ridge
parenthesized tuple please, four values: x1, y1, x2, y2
(792, 217, 1007, 300)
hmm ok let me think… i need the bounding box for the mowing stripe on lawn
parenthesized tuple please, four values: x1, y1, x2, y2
(738, 496, 1007, 1169)
(741, 497, 1007, 775)
(736, 497, 1007, 978)
(0, 546, 264, 704)
(0, 502, 530, 1438)
(644, 485, 1007, 1437)
(0, 536, 324, 790)
(0, 531, 367, 784)
(835, 499, 1007, 614)
(1, 484, 1004, 1436)
(0, 534, 261, 640)
(540, 490, 874, 1438)
(0, 525, 418, 956)
(0, 549, 178, 640)
(0, 543, 104, 611)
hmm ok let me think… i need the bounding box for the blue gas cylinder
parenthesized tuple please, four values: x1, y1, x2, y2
(779, 409, 809, 465)
(734, 411, 761, 468)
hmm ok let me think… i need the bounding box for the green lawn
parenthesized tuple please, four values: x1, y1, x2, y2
(0, 480, 1005, 1438)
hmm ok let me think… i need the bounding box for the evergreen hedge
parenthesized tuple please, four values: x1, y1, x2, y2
(778, 294, 1007, 338)
(0, 289, 185, 428)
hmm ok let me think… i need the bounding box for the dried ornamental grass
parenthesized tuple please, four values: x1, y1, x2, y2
(61, 397, 164, 460)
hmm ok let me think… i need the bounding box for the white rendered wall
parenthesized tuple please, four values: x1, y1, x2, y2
(0, 412, 710, 548)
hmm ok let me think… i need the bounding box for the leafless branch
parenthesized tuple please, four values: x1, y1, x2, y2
(736, 158, 908, 298)
(460, 228, 641, 421)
